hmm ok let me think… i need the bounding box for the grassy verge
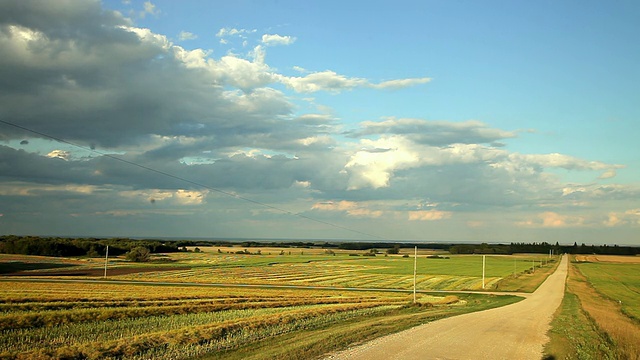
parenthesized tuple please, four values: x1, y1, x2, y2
(544, 259, 640, 360)
(198, 294, 522, 360)
(544, 291, 616, 360)
(493, 257, 560, 292)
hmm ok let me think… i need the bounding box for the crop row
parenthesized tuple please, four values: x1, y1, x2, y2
(0, 292, 384, 313)
(0, 294, 394, 330)
(114, 265, 498, 291)
(2, 303, 398, 359)
(0, 281, 388, 304)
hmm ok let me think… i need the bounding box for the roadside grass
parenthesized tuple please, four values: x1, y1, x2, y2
(544, 291, 616, 360)
(493, 256, 560, 292)
(544, 259, 640, 360)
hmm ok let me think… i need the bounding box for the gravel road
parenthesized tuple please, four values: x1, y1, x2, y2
(324, 255, 568, 360)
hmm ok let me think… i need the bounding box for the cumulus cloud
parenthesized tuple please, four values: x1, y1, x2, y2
(261, 34, 296, 46)
(344, 136, 419, 189)
(0, 0, 636, 241)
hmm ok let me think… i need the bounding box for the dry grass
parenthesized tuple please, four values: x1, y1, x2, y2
(493, 257, 559, 292)
(574, 255, 640, 264)
(568, 261, 640, 359)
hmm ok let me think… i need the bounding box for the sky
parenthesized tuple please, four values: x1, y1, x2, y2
(0, 0, 639, 245)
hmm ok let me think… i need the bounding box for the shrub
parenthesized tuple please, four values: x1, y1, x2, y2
(126, 246, 150, 262)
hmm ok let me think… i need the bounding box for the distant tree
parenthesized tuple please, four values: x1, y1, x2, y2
(126, 246, 150, 262)
(386, 244, 400, 255)
(86, 245, 99, 257)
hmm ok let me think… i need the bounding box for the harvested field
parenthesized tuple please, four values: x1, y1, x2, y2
(3, 266, 190, 277)
(574, 254, 640, 263)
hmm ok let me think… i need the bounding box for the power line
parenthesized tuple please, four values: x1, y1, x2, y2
(0, 119, 386, 241)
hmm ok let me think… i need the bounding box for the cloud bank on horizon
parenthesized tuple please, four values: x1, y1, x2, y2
(0, 0, 638, 244)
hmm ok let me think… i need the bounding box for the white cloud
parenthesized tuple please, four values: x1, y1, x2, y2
(512, 153, 623, 172)
(261, 34, 296, 46)
(46, 150, 70, 161)
(408, 210, 452, 221)
(355, 118, 517, 145)
(276, 71, 431, 93)
(598, 169, 617, 179)
(278, 70, 368, 93)
(216, 27, 256, 38)
(372, 77, 432, 89)
(293, 66, 307, 73)
(604, 209, 640, 227)
(344, 136, 419, 189)
(120, 189, 207, 206)
(312, 200, 383, 218)
(178, 31, 197, 41)
(141, 1, 160, 18)
(517, 212, 585, 228)
(213, 54, 275, 91)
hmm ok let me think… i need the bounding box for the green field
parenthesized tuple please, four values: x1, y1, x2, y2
(109, 249, 553, 291)
(575, 262, 640, 321)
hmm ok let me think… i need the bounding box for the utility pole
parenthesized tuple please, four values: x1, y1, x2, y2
(413, 246, 417, 303)
(532, 259, 535, 273)
(104, 245, 109, 279)
(482, 255, 486, 289)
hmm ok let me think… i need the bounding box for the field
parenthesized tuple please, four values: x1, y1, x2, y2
(575, 259, 640, 320)
(544, 255, 640, 360)
(0, 248, 557, 359)
(2, 247, 555, 292)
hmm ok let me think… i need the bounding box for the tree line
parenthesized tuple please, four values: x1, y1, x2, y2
(0, 235, 182, 257)
(449, 242, 639, 256)
(1, 235, 637, 257)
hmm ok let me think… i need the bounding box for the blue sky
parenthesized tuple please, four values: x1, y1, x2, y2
(0, 0, 638, 244)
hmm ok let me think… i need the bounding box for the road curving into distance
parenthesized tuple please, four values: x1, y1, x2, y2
(324, 254, 568, 360)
